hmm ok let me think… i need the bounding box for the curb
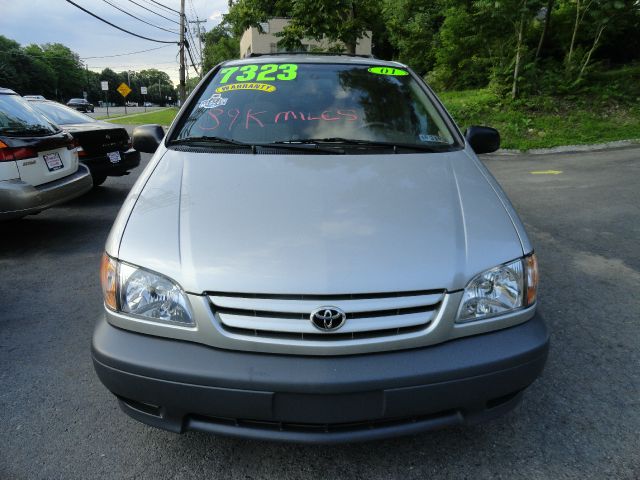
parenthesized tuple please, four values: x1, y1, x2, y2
(493, 138, 640, 155)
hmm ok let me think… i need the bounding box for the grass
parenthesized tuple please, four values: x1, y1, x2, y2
(103, 108, 178, 126)
(438, 86, 640, 150)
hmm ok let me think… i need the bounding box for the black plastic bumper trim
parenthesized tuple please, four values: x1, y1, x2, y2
(92, 313, 549, 442)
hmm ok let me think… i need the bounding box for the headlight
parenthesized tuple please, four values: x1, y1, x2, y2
(100, 254, 194, 326)
(457, 254, 538, 323)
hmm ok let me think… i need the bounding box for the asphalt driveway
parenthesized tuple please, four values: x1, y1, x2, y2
(1, 146, 638, 479)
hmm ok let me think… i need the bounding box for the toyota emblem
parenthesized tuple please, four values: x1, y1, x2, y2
(310, 307, 346, 332)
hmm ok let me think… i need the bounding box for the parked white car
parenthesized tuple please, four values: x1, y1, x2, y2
(0, 88, 93, 220)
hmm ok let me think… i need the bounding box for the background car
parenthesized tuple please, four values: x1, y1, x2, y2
(125, 101, 137, 107)
(0, 88, 92, 220)
(28, 99, 140, 186)
(66, 98, 94, 113)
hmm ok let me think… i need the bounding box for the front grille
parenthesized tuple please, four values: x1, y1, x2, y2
(208, 290, 444, 341)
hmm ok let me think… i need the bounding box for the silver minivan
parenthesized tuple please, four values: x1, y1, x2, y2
(93, 55, 548, 443)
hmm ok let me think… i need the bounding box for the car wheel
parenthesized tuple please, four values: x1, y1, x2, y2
(92, 175, 107, 187)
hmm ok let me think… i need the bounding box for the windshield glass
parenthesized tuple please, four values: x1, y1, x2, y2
(0, 95, 60, 137)
(172, 62, 457, 150)
(31, 101, 95, 125)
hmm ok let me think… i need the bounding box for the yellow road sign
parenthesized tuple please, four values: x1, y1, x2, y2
(117, 82, 132, 98)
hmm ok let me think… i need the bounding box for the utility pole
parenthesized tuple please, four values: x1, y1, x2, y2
(179, 0, 186, 105)
(189, 19, 207, 75)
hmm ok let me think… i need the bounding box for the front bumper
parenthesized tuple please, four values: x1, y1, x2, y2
(92, 313, 549, 443)
(0, 164, 93, 220)
(82, 149, 141, 177)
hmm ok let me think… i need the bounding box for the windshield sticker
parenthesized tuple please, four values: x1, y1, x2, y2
(368, 66, 409, 76)
(198, 93, 228, 109)
(419, 134, 445, 143)
(215, 83, 276, 93)
(218, 64, 298, 84)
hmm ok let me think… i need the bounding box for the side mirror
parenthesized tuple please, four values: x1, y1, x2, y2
(465, 126, 500, 154)
(132, 124, 165, 153)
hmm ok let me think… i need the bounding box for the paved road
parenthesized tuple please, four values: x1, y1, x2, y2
(85, 106, 166, 119)
(1, 147, 639, 479)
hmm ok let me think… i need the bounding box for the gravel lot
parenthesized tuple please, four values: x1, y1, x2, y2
(1, 147, 639, 479)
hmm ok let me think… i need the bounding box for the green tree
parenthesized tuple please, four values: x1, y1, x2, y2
(0, 37, 30, 94)
(224, 0, 290, 37)
(202, 24, 240, 72)
(136, 69, 175, 105)
(186, 76, 200, 95)
(22, 45, 58, 98)
(278, 0, 380, 54)
(428, 6, 498, 90)
(98, 68, 124, 106)
(382, 0, 445, 75)
(38, 43, 86, 101)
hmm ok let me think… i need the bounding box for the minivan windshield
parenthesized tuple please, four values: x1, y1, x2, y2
(0, 94, 60, 137)
(172, 62, 458, 151)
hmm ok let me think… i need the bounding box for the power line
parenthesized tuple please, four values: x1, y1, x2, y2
(82, 45, 172, 59)
(101, 0, 179, 34)
(65, 0, 178, 44)
(0, 45, 176, 68)
(88, 60, 179, 68)
(127, 0, 180, 25)
(187, 0, 197, 21)
(185, 44, 200, 76)
(147, 0, 181, 15)
(185, 27, 200, 60)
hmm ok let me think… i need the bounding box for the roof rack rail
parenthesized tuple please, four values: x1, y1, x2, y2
(246, 52, 375, 59)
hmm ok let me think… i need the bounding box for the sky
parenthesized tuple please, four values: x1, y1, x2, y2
(0, 0, 230, 85)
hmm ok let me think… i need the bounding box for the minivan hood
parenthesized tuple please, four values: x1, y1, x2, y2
(118, 149, 524, 294)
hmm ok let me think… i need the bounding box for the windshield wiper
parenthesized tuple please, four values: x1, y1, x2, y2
(264, 141, 343, 154)
(292, 137, 451, 153)
(170, 136, 248, 146)
(169, 136, 341, 154)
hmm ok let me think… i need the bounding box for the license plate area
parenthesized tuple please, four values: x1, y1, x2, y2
(43, 152, 63, 171)
(107, 151, 121, 163)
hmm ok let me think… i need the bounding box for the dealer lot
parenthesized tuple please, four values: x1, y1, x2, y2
(1, 146, 638, 479)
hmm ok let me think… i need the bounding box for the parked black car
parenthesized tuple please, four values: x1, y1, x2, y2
(29, 99, 140, 186)
(66, 98, 94, 113)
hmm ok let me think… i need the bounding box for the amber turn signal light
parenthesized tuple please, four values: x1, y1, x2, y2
(525, 254, 538, 306)
(100, 253, 118, 310)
